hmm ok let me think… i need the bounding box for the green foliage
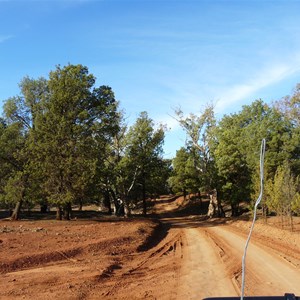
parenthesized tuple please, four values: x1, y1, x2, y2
(291, 192, 300, 215)
(122, 112, 166, 214)
(93, 110, 169, 215)
(214, 113, 251, 215)
(1, 65, 300, 220)
(0, 116, 29, 216)
(33, 65, 119, 208)
(168, 147, 200, 195)
(265, 163, 300, 216)
(213, 99, 297, 216)
(4, 76, 48, 131)
(3, 171, 26, 205)
(175, 104, 216, 192)
(0, 64, 121, 218)
(148, 158, 172, 195)
(275, 83, 300, 126)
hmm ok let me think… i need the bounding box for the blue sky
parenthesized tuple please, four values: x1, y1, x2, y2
(1, 0, 300, 158)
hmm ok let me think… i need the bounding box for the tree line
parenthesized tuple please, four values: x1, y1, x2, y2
(169, 88, 300, 223)
(1, 63, 300, 222)
(0, 64, 170, 220)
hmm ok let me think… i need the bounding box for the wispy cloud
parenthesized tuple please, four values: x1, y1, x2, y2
(149, 54, 300, 121)
(0, 35, 13, 43)
(215, 58, 300, 113)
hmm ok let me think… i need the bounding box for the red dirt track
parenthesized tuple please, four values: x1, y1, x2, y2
(0, 196, 299, 299)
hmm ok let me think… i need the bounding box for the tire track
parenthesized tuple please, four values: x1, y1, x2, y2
(205, 226, 300, 296)
(177, 227, 237, 299)
(104, 230, 184, 298)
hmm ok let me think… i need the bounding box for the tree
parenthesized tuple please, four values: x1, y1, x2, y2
(265, 163, 300, 230)
(214, 100, 297, 216)
(175, 104, 216, 192)
(123, 112, 165, 215)
(93, 112, 126, 215)
(168, 148, 189, 196)
(274, 83, 300, 127)
(32, 64, 119, 219)
(1, 65, 121, 220)
(274, 84, 300, 175)
(291, 191, 300, 216)
(168, 147, 200, 199)
(0, 121, 23, 216)
(4, 76, 48, 131)
(1, 77, 48, 220)
(147, 158, 172, 196)
(214, 113, 251, 216)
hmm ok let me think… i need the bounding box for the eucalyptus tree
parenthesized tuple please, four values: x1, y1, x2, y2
(275, 83, 300, 126)
(175, 104, 216, 192)
(93, 112, 126, 214)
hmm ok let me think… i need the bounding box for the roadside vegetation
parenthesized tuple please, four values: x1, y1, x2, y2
(1, 64, 300, 227)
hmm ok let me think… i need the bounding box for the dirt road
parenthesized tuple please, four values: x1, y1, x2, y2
(156, 196, 300, 299)
(1, 196, 299, 299)
(177, 226, 237, 299)
(170, 218, 300, 299)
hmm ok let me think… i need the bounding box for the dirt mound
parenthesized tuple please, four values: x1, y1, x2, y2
(0, 219, 160, 272)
